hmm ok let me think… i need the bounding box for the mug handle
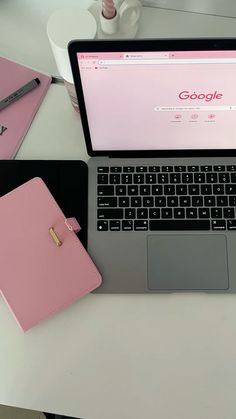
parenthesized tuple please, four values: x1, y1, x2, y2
(119, 0, 142, 27)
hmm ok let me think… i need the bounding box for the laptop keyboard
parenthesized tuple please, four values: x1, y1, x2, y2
(96, 164, 236, 232)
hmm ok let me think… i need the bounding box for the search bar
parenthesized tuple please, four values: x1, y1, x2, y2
(98, 58, 236, 65)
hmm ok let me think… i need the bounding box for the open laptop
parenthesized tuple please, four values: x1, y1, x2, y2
(69, 38, 236, 293)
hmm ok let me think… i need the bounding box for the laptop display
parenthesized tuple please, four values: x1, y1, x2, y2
(77, 48, 236, 152)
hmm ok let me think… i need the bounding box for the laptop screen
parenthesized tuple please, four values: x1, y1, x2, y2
(75, 45, 236, 153)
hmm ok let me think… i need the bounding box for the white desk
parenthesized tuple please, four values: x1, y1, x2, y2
(1, 2, 236, 418)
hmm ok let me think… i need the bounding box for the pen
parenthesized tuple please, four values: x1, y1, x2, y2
(0, 78, 40, 111)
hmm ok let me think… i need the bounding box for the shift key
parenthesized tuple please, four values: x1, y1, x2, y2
(98, 209, 123, 219)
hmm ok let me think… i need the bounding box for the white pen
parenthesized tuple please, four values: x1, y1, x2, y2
(0, 78, 40, 111)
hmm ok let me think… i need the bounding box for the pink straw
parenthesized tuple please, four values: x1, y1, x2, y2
(102, 0, 116, 19)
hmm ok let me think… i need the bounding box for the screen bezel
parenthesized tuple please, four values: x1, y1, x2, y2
(68, 38, 236, 157)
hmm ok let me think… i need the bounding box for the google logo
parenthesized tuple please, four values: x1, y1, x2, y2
(179, 91, 223, 102)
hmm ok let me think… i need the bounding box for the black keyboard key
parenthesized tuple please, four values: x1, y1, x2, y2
(131, 197, 142, 207)
(175, 166, 186, 172)
(158, 174, 169, 184)
(98, 197, 117, 207)
(174, 208, 185, 218)
(204, 196, 216, 206)
(201, 165, 212, 172)
(164, 185, 175, 195)
(180, 196, 191, 206)
(227, 165, 236, 171)
(146, 174, 156, 184)
(122, 220, 133, 231)
(227, 220, 236, 230)
(137, 208, 148, 218)
(192, 196, 203, 206)
(98, 167, 109, 173)
(219, 173, 230, 183)
(119, 197, 129, 207)
(206, 173, 218, 183)
(189, 185, 199, 195)
(199, 208, 210, 218)
(170, 173, 181, 184)
(155, 197, 166, 207)
(122, 174, 132, 184)
(182, 173, 193, 183)
(97, 220, 108, 231)
(231, 173, 236, 183)
(110, 174, 120, 184)
(216, 196, 228, 206)
(133, 174, 144, 184)
(98, 185, 114, 196)
(97, 174, 108, 184)
(140, 185, 150, 195)
(128, 185, 138, 195)
(212, 220, 226, 230)
(162, 166, 173, 172)
(226, 185, 236, 194)
(176, 185, 187, 195)
(136, 166, 147, 172)
(214, 165, 225, 171)
(211, 208, 222, 218)
(143, 197, 154, 207)
(167, 196, 178, 207)
(194, 173, 205, 183)
(187, 165, 199, 172)
(201, 184, 212, 195)
(98, 209, 123, 219)
(149, 208, 160, 219)
(152, 185, 163, 195)
(186, 208, 197, 218)
(149, 166, 160, 172)
(134, 220, 148, 230)
(110, 220, 120, 231)
(123, 166, 134, 172)
(224, 208, 235, 218)
(162, 208, 172, 218)
(116, 185, 126, 195)
(125, 209, 136, 219)
(110, 167, 122, 173)
(229, 196, 236, 206)
(213, 184, 224, 195)
(150, 220, 210, 230)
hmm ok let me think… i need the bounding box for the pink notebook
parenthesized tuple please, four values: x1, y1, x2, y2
(0, 57, 51, 159)
(0, 178, 102, 331)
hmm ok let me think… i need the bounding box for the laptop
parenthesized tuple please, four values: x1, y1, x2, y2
(69, 38, 236, 293)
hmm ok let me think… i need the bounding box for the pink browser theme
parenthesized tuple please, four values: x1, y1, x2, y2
(77, 50, 236, 150)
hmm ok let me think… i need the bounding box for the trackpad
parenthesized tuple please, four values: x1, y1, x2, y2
(147, 235, 229, 290)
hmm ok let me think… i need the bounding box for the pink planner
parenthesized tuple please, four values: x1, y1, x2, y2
(0, 178, 102, 331)
(0, 57, 51, 159)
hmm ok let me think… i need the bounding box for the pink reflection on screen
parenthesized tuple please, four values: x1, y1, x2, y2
(77, 50, 236, 150)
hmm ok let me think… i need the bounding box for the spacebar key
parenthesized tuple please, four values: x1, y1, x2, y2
(150, 220, 210, 230)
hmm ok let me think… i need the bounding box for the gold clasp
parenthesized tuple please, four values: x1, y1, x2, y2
(49, 227, 62, 247)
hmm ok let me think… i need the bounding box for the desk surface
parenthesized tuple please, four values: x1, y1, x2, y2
(1, 1, 236, 419)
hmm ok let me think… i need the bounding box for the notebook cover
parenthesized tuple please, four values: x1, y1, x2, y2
(0, 160, 88, 248)
(0, 177, 102, 331)
(0, 57, 51, 159)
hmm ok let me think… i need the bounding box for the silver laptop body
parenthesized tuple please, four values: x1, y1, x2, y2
(69, 38, 236, 293)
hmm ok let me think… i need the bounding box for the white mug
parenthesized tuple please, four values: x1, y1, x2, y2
(100, 0, 142, 35)
(47, 7, 97, 111)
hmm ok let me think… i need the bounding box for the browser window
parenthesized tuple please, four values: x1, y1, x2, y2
(77, 50, 236, 151)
